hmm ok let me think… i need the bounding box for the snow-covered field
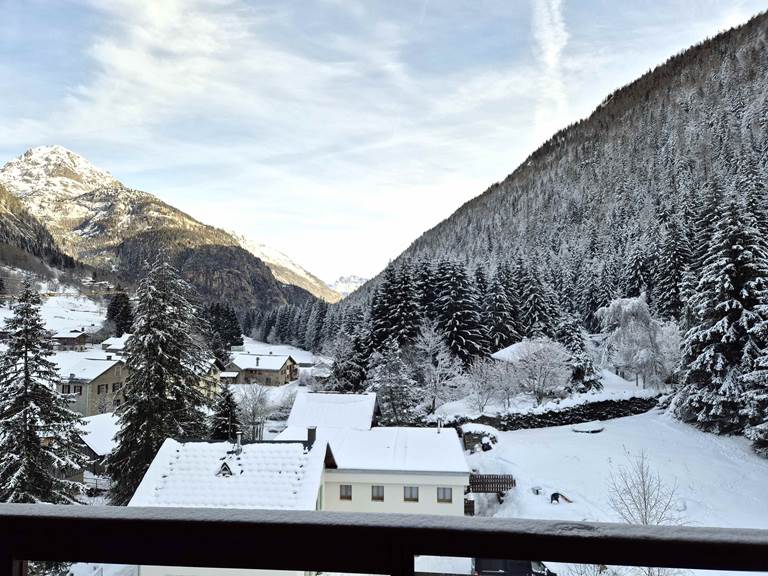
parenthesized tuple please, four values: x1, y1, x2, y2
(0, 289, 105, 333)
(437, 369, 657, 419)
(469, 409, 768, 528)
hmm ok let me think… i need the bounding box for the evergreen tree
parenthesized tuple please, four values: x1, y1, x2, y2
(485, 273, 521, 352)
(415, 259, 438, 319)
(434, 261, 486, 365)
(0, 280, 86, 503)
(365, 340, 423, 425)
(326, 331, 369, 393)
(107, 257, 213, 505)
(209, 384, 241, 442)
(519, 261, 559, 338)
(554, 314, 602, 392)
(107, 290, 134, 336)
(204, 303, 243, 348)
(210, 330, 231, 366)
(675, 193, 768, 434)
(391, 262, 421, 346)
(654, 217, 692, 321)
(370, 266, 398, 348)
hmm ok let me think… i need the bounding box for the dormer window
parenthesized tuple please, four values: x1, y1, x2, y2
(216, 462, 233, 477)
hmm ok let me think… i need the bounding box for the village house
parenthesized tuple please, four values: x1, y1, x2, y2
(58, 356, 127, 416)
(100, 333, 131, 354)
(278, 425, 470, 517)
(79, 412, 119, 480)
(129, 433, 334, 576)
(225, 352, 298, 385)
(53, 330, 89, 351)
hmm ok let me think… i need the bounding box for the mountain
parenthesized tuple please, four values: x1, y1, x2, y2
(0, 181, 81, 274)
(0, 146, 320, 310)
(330, 275, 368, 298)
(231, 233, 342, 303)
(356, 12, 768, 307)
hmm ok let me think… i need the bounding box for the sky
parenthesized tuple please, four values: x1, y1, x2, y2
(0, 0, 766, 283)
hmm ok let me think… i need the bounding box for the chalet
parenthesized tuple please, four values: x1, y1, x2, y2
(53, 330, 89, 351)
(58, 357, 127, 416)
(129, 433, 334, 576)
(278, 425, 470, 517)
(100, 333, 131, 354)
(225, 353, 298, 385)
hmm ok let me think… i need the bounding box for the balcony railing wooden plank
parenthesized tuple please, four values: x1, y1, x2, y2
(0, 504, 766, 574)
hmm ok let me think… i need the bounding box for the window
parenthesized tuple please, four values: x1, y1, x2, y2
(371, 485, 384, 502)
(404, 486, 419, 502)
(113, 399, 122, 408)
(340, 485, 352, 501)
(437, 487, 453, 503)
(112, 382, 122, 392)
(97, 384, 108, 394)
(74, 385, 83, 395)
(61, 384, 71, 394)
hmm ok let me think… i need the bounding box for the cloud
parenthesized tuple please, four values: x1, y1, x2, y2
(531, 0, 570, 143)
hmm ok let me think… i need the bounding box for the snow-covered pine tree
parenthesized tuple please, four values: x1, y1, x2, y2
(107, 289, 134, 336)
(326, 330, 369, 393)
(107, 257, 214, 505)
(435, 261, 486, 365)
(209, 384, 241, 441)
(485, 272, 521, 352)
(210, 330, 231, 366)
(474, 265, 489, 301)
(554, 314, 602, 392)
(654, 216, 692, 321)
(390, 261, 421, 346)
(519, 260, 559, 338)
(675, 192, 768, 434)
(365, 340, 423, 425)
(370, 266, 398, 349)
(0, 280, 86, 503)
(415, 259, 438, 319)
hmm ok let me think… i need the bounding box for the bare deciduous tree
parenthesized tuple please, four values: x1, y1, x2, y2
(237, 385, 271, 441)
(511, 338, 571, 405)
(608, 452, 684, 576)
(463, 358, 501, 414)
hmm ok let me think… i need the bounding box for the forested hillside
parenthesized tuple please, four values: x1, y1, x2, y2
(259, 13, 768, 454)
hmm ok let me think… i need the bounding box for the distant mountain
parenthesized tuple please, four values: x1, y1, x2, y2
(330, 275, 368, 298)
(231, 233, 341, 303)
(0, 145, 319, 311)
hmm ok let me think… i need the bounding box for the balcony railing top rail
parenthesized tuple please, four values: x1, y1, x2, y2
(1, 504, 767, 575)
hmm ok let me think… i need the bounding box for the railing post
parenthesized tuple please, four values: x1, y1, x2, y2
(390, 542, 414, 576)
(0, 549, 25, 576)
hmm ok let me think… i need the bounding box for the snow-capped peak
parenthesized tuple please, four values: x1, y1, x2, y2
(0, 145, 118, 200)
(330, 275, 368, 297)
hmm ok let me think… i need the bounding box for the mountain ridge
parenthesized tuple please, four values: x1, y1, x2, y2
(0, 146, 337, 306)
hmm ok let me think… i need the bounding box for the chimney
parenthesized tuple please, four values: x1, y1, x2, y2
(307, 426, 317, 446)
(106, 354, 112, 360)
(437, 416, 444, 434)
(256, 357, 259, 367)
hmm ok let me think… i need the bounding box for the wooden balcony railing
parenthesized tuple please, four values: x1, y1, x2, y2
(0, 504, 767, 575)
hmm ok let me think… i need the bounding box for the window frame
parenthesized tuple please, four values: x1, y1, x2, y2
(339, 484, 352, 501)
(437, 487, 453, 503)
(371, 485, 384, 502)
(403, 486, 419, 502)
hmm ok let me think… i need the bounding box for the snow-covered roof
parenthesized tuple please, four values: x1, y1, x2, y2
(230, 353, 293, 371)
(81, 412, 119, 456)
(278, 427, 469, 475)
(129, 438, 329, 509)
(491, 339, 569, 363)
(287, 391, 376, 431)
(101, 333, 131, 350)
(219, 371, 239, 379)
(54, 330, 88, 339)
(60, 357, 122, 381)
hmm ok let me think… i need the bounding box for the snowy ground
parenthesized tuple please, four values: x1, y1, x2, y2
(0, 290, 105, 333)
(467, 409, 768, 574)
(436, 369, 657, 419)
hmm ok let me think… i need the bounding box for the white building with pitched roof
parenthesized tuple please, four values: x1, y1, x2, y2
(286, 391, 378, 431)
